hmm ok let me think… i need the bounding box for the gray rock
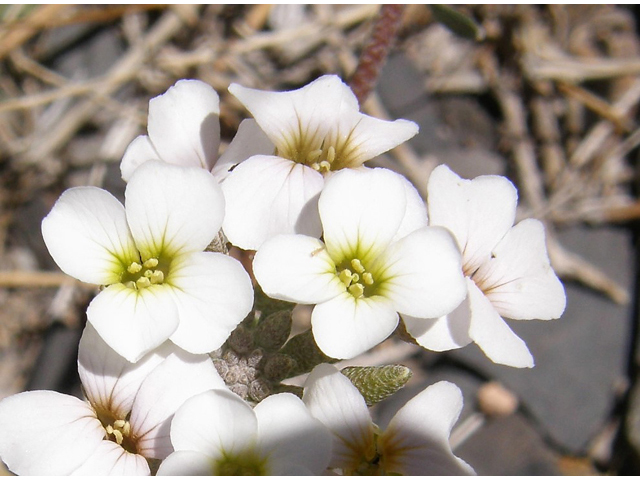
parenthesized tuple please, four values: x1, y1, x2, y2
(455, 413, 562, 475)
(377, 54, 506, 178)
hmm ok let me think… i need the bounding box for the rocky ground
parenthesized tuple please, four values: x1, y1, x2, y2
(1, 5, 640, 475)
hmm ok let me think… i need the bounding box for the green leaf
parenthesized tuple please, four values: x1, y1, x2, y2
(429, 5, 485, 41)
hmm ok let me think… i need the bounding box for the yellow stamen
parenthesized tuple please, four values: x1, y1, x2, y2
(150, 270, 164, 284)
(348, 283, 364, 298)
(307, 149, 323, 163)
(339, 269, 354, 286)
(136, 277, 151, 288)
(112, 429, 124, 445)
(127, 262, 142, 274)
(143, 258, 158, 268)
(351, 259, 366, 274)
(326, 145, 336, 164)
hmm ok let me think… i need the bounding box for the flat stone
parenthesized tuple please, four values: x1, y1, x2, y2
(376, 53, 506, 179)
(455, 413, 562, 475)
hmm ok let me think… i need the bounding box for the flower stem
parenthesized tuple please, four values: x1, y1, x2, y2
(349, 4, 405, 105)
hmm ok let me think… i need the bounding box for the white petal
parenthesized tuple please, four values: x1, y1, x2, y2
(157, 450, 213, 475)
(377, 226, 466, 318)
(78, 323, 177, 419)
(221, 155, 324, 250)
(320, 168, 407, 265)
(255, 393, 331, 475)
(312, 293, 399, 359)
(41, 187, 138, 285)
(125, 161, 225, 259)
(303, 364, 375, 471)
(167, 252, 254, 354)
(130, 351, 226, 460)
(86, 283, 179, 363)
(229, 75, 353, 153)
(332, 107, 418, 168)
(148, 79, 220, 170)
(403, 310, 472, 352)
(393, 174, 429, 242)
(120, 135, 162, 182)
(467, 278, 534, 368)
(0, 391, 104, 475)
(427, 164, 517, 274)
(475, 219, 566, 320)
(70, 441, 150, 476)
(213, 119, 274, 182)
(170, 389, 257, 459)
(380, 381, 475, 475)
(253, 234, 344, 304)
(270, 463, 316, 475)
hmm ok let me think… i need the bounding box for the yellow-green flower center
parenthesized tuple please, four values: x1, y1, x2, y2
(344, 428, 401, 476)
(277, 129, 360, 174)
(120, 257, 169, 290)
(337, 258, 377, 299)
(214, 452, 268, 476)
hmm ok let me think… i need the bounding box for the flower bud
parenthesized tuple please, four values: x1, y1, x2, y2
(280, 329, 335, 377)
(341, 365, 412, 406)
(254, 310, 292, 352)
(262, 353, 295, 382)
(227, 325, 255, 354)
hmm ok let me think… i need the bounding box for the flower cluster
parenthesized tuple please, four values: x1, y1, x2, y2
(0, 75, 566, 475)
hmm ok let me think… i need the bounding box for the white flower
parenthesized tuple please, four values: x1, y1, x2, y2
(157, 389, 332, 475)
(221, 74, 419, 250)
(303, 364, 475, 475)
(42, 160, 253, 362)
(120, 79, 272, 182)
(404, 165, 566, 368)
(0, 324, 226, 475)
(253, 167, 466, 359)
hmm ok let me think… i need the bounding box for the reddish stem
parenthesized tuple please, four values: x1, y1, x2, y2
(349, 4, 405, 105)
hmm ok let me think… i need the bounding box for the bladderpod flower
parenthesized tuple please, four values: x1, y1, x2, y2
(42, 160, 253, 362)
(157, 389, 332, 475)
(253, 167, 466, 359)
(0, 324, 226, 475)
(222, 74, 419, 250)
(403, 165, 566, 368)
(120, 79, 272, 182)
(303, 364, 475, 475)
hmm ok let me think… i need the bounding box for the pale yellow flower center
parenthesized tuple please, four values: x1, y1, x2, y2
(97, 410, 138, 454)
(105, 419, 132, 446)
(121, 257, 167, 290)
(337, 258, 376, 299)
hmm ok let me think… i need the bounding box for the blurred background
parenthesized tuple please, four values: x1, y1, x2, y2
(1, 4, 640, 475)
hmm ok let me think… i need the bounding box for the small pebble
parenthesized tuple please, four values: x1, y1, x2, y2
(477, 381, 519, 417)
